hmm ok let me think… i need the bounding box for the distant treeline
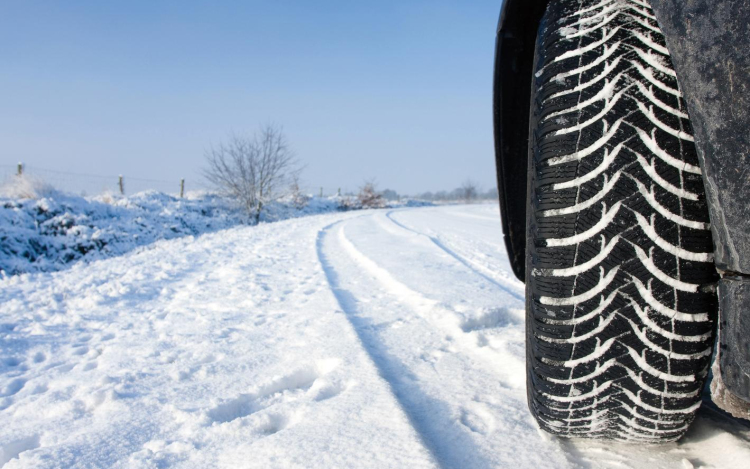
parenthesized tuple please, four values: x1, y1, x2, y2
(378, 181, 499, 203)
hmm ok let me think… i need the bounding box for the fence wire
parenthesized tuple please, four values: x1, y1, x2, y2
(0, 164, 350, 199)
(0, 163, 213, 197)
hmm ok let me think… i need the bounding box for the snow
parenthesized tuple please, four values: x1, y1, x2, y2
(0, 189, 244, 276)
(0, 184, 426, 276)
(1, 204, 749, 468)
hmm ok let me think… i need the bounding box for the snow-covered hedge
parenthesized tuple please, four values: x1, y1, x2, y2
(0, 180, 432, 276)
(0, 190, 246, 276)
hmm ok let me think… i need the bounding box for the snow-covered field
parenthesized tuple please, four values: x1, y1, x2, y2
(1, 205, 749, 468)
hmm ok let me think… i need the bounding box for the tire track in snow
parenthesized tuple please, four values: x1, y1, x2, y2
(385, 210, 524, 301)
(316, 220, 502, 469)
(317, 214, 571, 469)
(335, 217, 525, 387)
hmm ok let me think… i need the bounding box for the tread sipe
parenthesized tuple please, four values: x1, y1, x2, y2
(526, 0, 718, 441)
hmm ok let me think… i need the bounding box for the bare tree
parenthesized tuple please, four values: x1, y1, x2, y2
(289, 174, 310, 210)
(460, 179, 479, 203)
(483, 186, 499, 200)
(381, 188, 399, 201)
(204, 125, 300, 222)
(358, 180, 385, 209)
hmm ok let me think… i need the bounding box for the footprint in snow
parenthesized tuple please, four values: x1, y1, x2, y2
(2, 357, 21, 368)
(55, 363, 76, 373)
(207, 393, 260, 423)
(256, 410, 301, 435)
(311, 380, 348, 402)
(2, 378, 26, 397)
(30, 382, 49, 395)
(206, 359, 341, 425)
(460, 307, 522, 333)
(459, 402, 497, 436)
(0, 434, 41, 466)
(81, 362, 98, 372)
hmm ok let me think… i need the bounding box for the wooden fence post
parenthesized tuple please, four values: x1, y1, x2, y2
(180, 179, 185, 198)
(17, 162, 23, 176)
(118, 175, 124, 195)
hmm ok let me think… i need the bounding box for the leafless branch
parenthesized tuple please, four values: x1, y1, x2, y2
(204, 124, 301, 222)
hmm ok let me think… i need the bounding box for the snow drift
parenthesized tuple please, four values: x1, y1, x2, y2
(0, 178, 431, 276)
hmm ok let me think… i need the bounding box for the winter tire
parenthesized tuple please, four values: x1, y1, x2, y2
(526, 0, 718, 441)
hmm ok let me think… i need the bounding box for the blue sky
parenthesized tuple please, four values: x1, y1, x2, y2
(1, 0, 501, 195)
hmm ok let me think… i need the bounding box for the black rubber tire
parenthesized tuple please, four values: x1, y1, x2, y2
(526, 0, 718, 441)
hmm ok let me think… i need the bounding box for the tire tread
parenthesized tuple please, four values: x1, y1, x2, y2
(526, 0, 717, 442)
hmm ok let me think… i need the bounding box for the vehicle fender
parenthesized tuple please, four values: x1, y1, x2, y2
(713, 276, 750, 417)
(492, 0, 547, 281)
(649, 0, 750, 275)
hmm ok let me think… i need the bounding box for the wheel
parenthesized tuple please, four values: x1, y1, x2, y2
(526, 0, 718, 441)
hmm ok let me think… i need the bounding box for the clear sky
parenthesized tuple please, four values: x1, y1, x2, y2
(1, 0, 501, 195)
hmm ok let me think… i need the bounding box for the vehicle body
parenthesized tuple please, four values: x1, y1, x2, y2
(493, 0, 750, 427)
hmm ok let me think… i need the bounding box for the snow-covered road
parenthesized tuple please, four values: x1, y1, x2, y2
(1, 205, 749, 468)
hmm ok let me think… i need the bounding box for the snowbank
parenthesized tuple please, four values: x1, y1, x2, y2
(0, 190, 244, 276)
(0, 184, 432, 276)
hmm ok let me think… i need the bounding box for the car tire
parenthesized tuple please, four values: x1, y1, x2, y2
(526, 0, 718, 441)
